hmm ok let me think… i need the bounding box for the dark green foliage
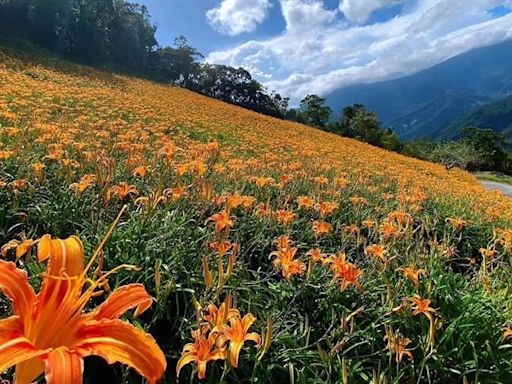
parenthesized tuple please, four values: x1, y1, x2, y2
(403, 127, 512, 173)
(0, 0, 157, 68)
(297, 95, 332, 128)
(335, 104, 383, 146)
(194, 63, 289, 118)
(460, 127, 509, 172)
(328, 104, 403, 152)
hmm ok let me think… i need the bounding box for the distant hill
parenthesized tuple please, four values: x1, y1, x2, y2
(434, 95, 512, 140)
(325, 40, 512, 139)
(387, 91, 490, 140)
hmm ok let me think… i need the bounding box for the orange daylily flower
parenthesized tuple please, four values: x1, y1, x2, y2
(240, 195, 256, 210)
(305, 248, 329, 266)
(107, 181, 139, 201)
(208, 240, 235, 257)
(274, 235, 292, 251)
(276, 209, 297, 227)
(350, 196, 367, 206)
(344, 224, 360, 235)
(164, 186, 188, 201)
(132, 165, 148, 177)
(202, 299, 238, 331)
(270, 247, 305, 280)
(385, 328, 414, 363)
(224, 192, 243, 211)
(0, 150, 14, 160)
(396, 266, 427, 286)
(0, 234, 166, 384)
(361, 219, 376, 229)
(312, 220, 333, 237)
(408, 295, 437, 319)
(379, 220, 400, 240)
(329, 253, 363, 292)
(30, 162, 46, 182)
(215, 312, 261, 368)
(446, 217, 467, 231)
(252, 176, 274, 188)
(479, 247, 496, 259)
(388, 210, 413, 228)
(176, 330, 226, 380)
(255, 203, 273, 218)
(503, 326, 512, 340)
(314, 201, 339, 217)
(313, 176, 328, 185)
(297, 196, 314, 209)
(336, 263, 363, 292)
(365, 244, 388, 263)
(9, 178, 30, 192)
(1, 238, 35, 260)
(69, 174, 95, 194)
(205, 211, 234, 232)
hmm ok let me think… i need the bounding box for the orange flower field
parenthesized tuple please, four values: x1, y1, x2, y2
(1, 47, 512, 383)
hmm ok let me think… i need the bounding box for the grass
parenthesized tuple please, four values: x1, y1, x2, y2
(474, 171, 512, 186)
(0, 46, 512, 383)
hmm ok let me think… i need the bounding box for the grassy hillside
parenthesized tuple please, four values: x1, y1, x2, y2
(1, 47, 512, 383)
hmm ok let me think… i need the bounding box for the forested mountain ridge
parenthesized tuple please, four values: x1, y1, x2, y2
(435, 95, 512, 140)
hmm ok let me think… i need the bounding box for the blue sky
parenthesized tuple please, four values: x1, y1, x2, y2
(138, 0, 512, 103)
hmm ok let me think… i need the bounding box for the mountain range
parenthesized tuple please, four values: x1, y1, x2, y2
(325, 39, 512, 141)
(434, 95, 512, 139)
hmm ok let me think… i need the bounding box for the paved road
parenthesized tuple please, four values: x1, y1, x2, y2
(481, 180, 512, 196)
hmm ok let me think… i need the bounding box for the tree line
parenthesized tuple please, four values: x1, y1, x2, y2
(0, 0, 289, 118)
(289, 95, 402, 152)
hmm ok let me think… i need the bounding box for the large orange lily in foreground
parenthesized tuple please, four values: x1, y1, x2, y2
(0, 234, 166, 383)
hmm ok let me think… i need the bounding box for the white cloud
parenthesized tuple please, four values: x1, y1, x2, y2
(207, 0, 512, 103)
(281, 0, 337, 32)
(206, 0, 272, 36)
(339, 0, 405, 23)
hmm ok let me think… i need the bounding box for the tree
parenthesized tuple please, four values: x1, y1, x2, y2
(380, 128, 402, 152)
(108, 1, 157, 69)
(269, 92, 289, 118)
(336, 104, 382, 146)
(402, 139, 436, 160)
(429, 140, 483, 170)
(0, 0, 31, 37)
(170, 35, 204, 88)
(298, 95, 331, 128)
(460, 126, 508, 171)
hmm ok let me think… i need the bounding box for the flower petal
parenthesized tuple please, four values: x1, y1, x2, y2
(245, 332, 262, 346)
(37, 235, 84, 278)
(228, 341, 244, 368)
(0, 316, 46, 375)
(74, 319, 166, 384)
(89, 284, 153, 320)
(44, 347, 84, 384)
(176, 352, 196, 378)
(197, 360, 207, 380)
(241, 313, 257, 332)
(0, 260, 36, 318)
(35, 235, 85, 324)
(14, 358, 45, 384)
